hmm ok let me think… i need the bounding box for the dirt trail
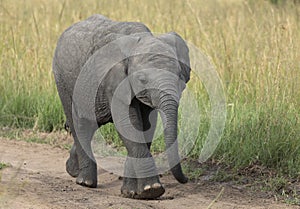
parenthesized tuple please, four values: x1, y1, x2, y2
(0, 137, 297, 209)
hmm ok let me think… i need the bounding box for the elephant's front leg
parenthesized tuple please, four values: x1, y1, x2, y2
(121, 139, 165, 199)
(119, 100, 164, 199)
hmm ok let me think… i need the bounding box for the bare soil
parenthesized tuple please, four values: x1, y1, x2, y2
(0, 135, 298, 209)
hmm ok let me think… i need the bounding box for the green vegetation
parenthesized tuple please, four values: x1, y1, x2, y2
(0, 163, 10, 170)
(269, 0, 300, 5)
(182, 162, 204, 180)
(0, 0, 299, 179)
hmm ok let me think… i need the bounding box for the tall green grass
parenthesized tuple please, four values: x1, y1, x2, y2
(0, 0, 299, 175)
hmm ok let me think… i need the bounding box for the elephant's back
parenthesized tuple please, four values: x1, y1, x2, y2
(52, 14, 150, 83)
(53, 15, 112, 76)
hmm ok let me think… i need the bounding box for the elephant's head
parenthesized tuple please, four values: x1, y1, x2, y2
(112, 32, 190, 183)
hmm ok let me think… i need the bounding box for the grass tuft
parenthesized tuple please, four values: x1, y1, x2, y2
(0, 163, 10, 170)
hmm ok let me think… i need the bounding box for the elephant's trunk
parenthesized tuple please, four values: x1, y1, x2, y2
(158, 93, 188, 184)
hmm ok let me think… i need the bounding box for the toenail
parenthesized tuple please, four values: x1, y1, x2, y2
(144, 185, 151, 190)
(85, 180, 93, 186)
(130, 191, 135, 197)
(77, 177, 83, 184)
(152, 183, 161, 189)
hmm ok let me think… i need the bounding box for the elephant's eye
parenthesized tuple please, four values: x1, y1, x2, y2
(137, 74, 148, 84)
(179, 73, 185, 82)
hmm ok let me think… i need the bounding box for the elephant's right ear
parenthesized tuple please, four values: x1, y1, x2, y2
(158, 32, 191, 83)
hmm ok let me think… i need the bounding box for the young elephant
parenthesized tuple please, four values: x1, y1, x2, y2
(52, 14, 190, 199)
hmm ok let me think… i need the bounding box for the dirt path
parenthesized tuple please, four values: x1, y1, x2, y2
(0, 137, 297, 209)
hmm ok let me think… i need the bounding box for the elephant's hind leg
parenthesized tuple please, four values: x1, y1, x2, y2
(68, 117, 98, 188)
(66, 143, 79, 177)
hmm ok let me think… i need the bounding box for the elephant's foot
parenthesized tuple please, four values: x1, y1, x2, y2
(135, 182, 165, 199)
(75, 162, 98, 188)
(136, 176, 165, 199)
(66, 157, 79, 177)
(121, 176, 165, 199)
(66, 144, 79, 177)
(121, 177, 137, 198)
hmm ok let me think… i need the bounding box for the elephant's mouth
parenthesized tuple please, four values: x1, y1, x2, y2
(136, 96, 153, 107)
(135, 91, 154, 107)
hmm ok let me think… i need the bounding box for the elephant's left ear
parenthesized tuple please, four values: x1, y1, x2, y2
(158, 32, 191, 83)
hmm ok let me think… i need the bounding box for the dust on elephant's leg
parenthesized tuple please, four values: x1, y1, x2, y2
(66, 143, 79, 177)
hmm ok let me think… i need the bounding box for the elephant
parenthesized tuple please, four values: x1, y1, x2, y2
(52, 14, 191, 199)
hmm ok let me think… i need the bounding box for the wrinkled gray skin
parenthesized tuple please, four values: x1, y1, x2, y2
(53, 15, 190, 199)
